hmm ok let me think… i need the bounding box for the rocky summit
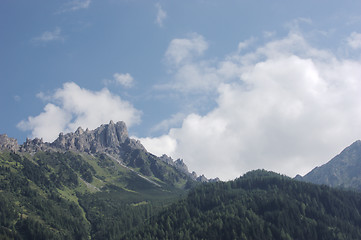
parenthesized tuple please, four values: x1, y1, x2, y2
(299, 140, 361, 191)
(51, 120, 145, 154)
(0, 134, 18, 152)
(0, 120, 211, 182)
(0, 121, 145, 155)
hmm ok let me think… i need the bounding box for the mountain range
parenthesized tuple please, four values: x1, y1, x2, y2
(1, 121, 361, 239)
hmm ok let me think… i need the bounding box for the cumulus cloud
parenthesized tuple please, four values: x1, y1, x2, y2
(137, 135, 177, 157)
(18, 82, 141, 142)
(159, 33, 241, 93)
(155, 3, 167, 27)
(103, 72, 134, 88)
(165, 33, 208, 66)
(347, 32, 361, 49)
(32, 27, 64, 43)
(142, 31, 361, 180)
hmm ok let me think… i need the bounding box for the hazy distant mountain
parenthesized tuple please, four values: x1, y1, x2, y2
(298, 140, 361, 191)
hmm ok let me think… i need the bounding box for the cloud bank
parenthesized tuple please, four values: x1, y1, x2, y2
(140, 31, 361, 180)
(18, 82, 141, 142)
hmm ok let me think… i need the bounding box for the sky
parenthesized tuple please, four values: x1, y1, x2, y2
(2, 0, 361, 180)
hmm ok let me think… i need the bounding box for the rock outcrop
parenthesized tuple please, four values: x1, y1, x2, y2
(159, 154, 216, 182)
(0, 134, 19, 151)
(51, 120, 144, 154)
(14, 120, 145, 155)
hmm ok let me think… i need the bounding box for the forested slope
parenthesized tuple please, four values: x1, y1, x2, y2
(2, 147, 361, 240)
(124, 170, 361, 240)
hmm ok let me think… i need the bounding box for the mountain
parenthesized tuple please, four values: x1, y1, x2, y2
(2, 123, 361, 239)
(123, 170, 361, 240)
(0, 121, 201, 239)
(298, 140, 361, 191)
(0, 121, 205, 184)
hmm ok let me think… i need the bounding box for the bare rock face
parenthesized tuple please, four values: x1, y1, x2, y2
(51, 121, 145, 154)
(160, 155, 190, 174)
(160, 154, 174, 165)
(3, 120, 145, 155)
(174, 159, 189, 175)
(0, 134, 19, 151)
(20, 138, 49, 153)
(196, 175, 208, 183)
(160, 154, 207, 181)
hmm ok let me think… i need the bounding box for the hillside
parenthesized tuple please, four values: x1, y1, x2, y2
(124, 170, 361, 240)
(299, 140, 361, 191)
(0, 121, 199, 239)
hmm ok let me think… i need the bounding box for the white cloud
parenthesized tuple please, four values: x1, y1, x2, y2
(113, 73, 134, 88)
(347, 32, 361, 49)
(165, 33, 208, 66)
(149, 112, 185, 133)
(238, 37, 256, 52)
(155, 3, 167, 27)
(137, 135, 177, 157)
(142, 32, 361, 180)
(60, 0, 91, 12)
(32, 27, 64, 43)
(18, 82, 141, 142)
(159, 33, 242, 93)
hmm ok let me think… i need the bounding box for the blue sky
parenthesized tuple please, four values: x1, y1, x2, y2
(2, 0, 361, 180)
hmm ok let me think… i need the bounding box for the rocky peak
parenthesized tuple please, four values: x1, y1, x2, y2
(0, 121, 144, 155)
(174, 159, 189, 174)
(160, 154, 174, 165)
(160, 155, 190, 174)
(0, 134, 19, 152)
(51, 121, 144, 153)
(20, 137, 49, 153)
(300, 140, 361, 190)
(159, 154, 214, 182)
(196, 175, 208, 183)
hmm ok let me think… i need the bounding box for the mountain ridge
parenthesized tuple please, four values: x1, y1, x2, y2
(0, 120, 213, 183)
(297, 140, 361, 191)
